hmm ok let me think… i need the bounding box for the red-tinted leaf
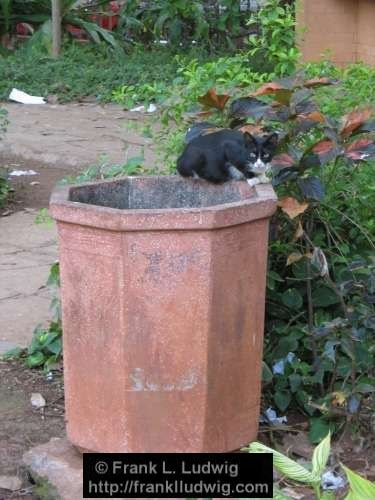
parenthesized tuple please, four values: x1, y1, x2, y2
(340, 108, 373, 138)
(295, 112, 325, 134)
(312, 139, 341, 166)
(271, 153, 295, 170)
(312, 140, 335, 154)
(251, 82, 292, 105)
(304, 77, 336, 88)
(346, 138, 375, 161)
(237, 124, 265, 135)
(198, 88, 230, 111)
(278, 197, 309, 219)
(303, 111, 325, 123)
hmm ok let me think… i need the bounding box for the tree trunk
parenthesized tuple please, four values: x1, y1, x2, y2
(51, 0, 62, 58)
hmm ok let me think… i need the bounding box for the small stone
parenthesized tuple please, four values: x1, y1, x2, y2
(23, 438, 84, 500)
(0, 475, 22, 491)
(30, 392, 46, 408)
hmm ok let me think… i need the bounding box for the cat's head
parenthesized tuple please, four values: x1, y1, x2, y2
(243, 132, 278, 175)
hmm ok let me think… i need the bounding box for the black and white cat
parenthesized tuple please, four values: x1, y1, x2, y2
(177, 129, 278, 185)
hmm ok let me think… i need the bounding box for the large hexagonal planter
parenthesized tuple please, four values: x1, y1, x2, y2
(50, 176, 277, 453)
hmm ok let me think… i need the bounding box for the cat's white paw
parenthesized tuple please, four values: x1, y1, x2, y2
(247, 177, 260, 187)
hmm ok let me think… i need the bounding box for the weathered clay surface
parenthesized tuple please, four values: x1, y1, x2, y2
(50, 176, 277, 453)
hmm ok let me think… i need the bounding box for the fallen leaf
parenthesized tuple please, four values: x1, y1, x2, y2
(30, 392, 46, 409)
(278, 197, 309, 219)
(312, 247, 329, 276)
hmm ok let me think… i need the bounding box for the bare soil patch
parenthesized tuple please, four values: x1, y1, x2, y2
(0, 360, 64, 500)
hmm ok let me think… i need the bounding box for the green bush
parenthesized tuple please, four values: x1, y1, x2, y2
(0, 40, 228, 103)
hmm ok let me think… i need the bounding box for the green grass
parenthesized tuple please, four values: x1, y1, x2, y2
(0, 41, 224, 103)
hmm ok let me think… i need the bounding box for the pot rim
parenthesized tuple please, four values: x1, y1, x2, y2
(50, 175, 278, 231)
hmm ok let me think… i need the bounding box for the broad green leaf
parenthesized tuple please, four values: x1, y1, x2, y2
(26, 351, 45, 368)
(46, 338, 62, 355)
(274, 390, 291, 411)
(312, 431, 331, 477)
(342, 464, 375, 500)
(289, 373, 302, 392)
(309, 418, 335, 444)
(247, 442, 318, 484)
(282, 288, 303, 310)
(312, 287, 340, 308)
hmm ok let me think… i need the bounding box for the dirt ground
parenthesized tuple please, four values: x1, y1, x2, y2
(0, 360, 64, 500)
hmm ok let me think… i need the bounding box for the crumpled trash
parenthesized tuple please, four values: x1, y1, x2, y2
(130, 103, 157, 113)
(10, 170, 38, 176)
(9, 88, 46, 105)
(273, 352, 296, 375)
(259, 407, 288, 425)
(321, 470, 346, 490)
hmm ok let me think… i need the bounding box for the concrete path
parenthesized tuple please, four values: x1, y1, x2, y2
(0, 102, 155, 169)
(0, 210, 57, 353)
(0, 102, 156, 354)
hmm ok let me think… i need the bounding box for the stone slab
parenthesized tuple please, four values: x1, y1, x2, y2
(23, 437, 181, 500)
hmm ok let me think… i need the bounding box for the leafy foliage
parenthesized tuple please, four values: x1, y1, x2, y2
(118, 0, 250, 49)
(245, 433, 375, 500)
(160, 68, 375, 437)
(0, 42, 199, 102)
(3, 262, 62, 371)
(247, 0, 300, 77)
(0, 0, 117, 47)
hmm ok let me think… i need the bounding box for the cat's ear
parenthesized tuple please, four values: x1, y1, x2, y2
(243, 132, 257, 147)
(264, 133, 278, 149)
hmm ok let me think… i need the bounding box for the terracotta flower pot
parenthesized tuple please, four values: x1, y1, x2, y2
(50, 176, 277, 453)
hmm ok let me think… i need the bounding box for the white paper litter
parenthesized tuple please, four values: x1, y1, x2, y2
(273, 352, 296, 375)
(321, 470, 346, 490)
(130, 103, 157, 113)
(9, 88, 46, 105)
(260, 407, 288, 425)
(10, 170, 38, 177)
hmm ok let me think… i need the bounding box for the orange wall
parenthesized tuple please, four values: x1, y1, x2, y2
(297, 0, 375, 66)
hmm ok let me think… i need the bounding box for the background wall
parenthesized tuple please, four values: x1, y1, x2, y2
(297, 0, 375, 66)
